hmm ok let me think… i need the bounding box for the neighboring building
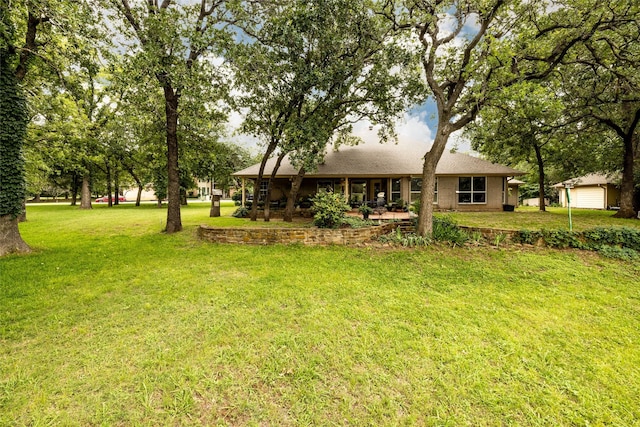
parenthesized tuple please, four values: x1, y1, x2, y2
(234, 143, 525, 212)
(554, 173, 620, 210)
(507, 179, 524, 206)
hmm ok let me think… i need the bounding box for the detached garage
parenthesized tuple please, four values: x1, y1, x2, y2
(554, 173, 620, 210)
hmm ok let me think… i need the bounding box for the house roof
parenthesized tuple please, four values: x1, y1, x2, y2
(552, 173, 620, 188)
(234, 142, 525, 178)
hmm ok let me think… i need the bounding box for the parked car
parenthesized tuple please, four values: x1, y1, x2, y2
(95, 195, 126, 203)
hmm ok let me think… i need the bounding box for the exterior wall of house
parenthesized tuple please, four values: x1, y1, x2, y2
(252, 175, 508, 211)
(434, 176, 505, 211)
(558, 185, 621, 209)
(508, 185, 519, 206)
(606, 184, 620, 208)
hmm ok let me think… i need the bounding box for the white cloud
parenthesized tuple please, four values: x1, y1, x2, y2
(350, 112, 433, 150)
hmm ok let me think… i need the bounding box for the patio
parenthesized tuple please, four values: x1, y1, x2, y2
(346, 208, 414, 221)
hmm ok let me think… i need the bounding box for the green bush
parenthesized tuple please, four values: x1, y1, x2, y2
(232, 206, 249, 218)
(432, 215, 468, 246)
(598, 245, 640, 261)
(583, 227, 640, 251)
(341, 216, 373, 229)
(513, 229, 542, 245)
(540, 229, 585, 249)
(311, 191, 350, 229)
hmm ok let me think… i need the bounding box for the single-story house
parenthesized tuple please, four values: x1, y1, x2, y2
(234, 143, 525, 212)
(553, 173, 620, 209)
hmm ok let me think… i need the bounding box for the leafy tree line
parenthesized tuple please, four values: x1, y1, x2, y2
(2, 0, 638, 256)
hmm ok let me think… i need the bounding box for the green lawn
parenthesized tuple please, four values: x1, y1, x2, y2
(1, 203, 639, 425)
(447, 206, 640, 231)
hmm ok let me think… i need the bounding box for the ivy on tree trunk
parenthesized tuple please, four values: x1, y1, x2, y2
(0, 51, 31, 255)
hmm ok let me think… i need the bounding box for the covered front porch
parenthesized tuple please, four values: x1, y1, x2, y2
(239, 176, 416, 211)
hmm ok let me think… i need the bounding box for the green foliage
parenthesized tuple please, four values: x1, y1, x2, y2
(432, 216, 468, 246)
(0, 52, 28, 218)
(539, 229, 585, 249)
(400, 233, 432, 247)
(597, 245, 640, 261)
(377, 227, 432, 247)
(513, 229, 543, 245)
(232, 206, 249, 218)
(358, 204, 373, 214)
(582, 227, 640, 251)
(341, 216, 373, 229)
(410, 198, 420, 214)
(514, 226, 640, 259)
(310, 191, 350, 229)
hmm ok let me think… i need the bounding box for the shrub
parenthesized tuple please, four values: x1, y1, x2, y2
(598, 245, 640, 261)
(410, 198, 420, 214)
(342, 216, 373, 229)
(231, 192, 243, 205)
(583, 227, 640, 251)
(432, 215, 468, 246)
(311, 191, 350, 229)
(513, 229, 542, 245)
(540, 229, 584, 249)
(232, 206, 249, 218)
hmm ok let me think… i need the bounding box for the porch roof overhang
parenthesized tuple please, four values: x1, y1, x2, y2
(234, 143, 525, 179)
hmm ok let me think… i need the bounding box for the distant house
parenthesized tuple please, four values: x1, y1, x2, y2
(553, 173, 620, 210)
(234, 143, 524, 212)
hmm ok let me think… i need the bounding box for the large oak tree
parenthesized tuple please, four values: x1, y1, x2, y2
(108, 0, 235, 233)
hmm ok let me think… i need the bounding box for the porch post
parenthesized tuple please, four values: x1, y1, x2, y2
(241, 178, 246, 207)
(344, 177, 349, 203)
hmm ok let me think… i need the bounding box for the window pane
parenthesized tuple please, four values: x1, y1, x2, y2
(473, 193, 486, 203)
(392, 179, 401, 192)
(473, 177, 486, 191)
(318, 180, 333, 193)
(458, 193, 471, 203)
(411, 178, 422, 192)
(459, 177, 471, 191)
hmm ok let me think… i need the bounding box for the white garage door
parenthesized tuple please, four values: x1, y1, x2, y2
(575, 187, 605, 209)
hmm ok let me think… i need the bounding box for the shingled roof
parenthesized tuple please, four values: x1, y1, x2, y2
(234, 142, 524, 178)
(553, 173, 621, 188)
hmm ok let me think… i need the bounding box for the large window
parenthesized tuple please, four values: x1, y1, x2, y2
(410, 178, 421, 202)
(458, 176, 486, 203)
(390, 179, 401, 203)
(410, 178, 437, 203)
(259, 180, 269, 200)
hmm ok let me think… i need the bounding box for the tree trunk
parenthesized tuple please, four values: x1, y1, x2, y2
(106, 163, 113, 207)
(614, 133, 637, 218)
(18, 200, 26, 222)
(250, 142, 278, 221)
(263, 152, 286, 222)
(284, 167, 306, 222)
(417, 126, 450, 236)
(180, 188, 188, 206)
(114, 170, 120, 206)
(163, 86, 182, 233)
(0, 215, 31, 256)
(136, 185, 142, 206)
(80, 174, 92, 209)
(534, 143, 546, 212)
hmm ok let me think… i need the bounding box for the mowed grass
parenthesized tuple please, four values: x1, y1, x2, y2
(1, 203, 639, 425)
(447, 206, 640, 231)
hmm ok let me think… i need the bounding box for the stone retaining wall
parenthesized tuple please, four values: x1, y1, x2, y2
(459, 226, 518, 240)
(198, 223, 396, 246)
